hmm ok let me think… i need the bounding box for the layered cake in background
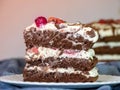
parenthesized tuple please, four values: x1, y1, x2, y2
(90, 19, 120, 62)
(23, 16, 99, 82)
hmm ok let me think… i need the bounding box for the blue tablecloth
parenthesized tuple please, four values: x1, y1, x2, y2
(0, 58, 120, 90)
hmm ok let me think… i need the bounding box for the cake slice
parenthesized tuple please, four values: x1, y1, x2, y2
(90, 19, 120, 61)
(23, 16, 99, 82)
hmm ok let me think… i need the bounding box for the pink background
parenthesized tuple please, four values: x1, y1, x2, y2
(0, 0, 120, 60)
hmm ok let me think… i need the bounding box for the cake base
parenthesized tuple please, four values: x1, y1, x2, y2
(23, 71, 98, 82)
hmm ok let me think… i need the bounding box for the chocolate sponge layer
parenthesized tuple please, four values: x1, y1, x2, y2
(24, 27, 93, 50)
(26, 57, 98, 71)
(94, 46, 120, 54)
(98, 35, 120, 42)
(23, 70, 98, 82)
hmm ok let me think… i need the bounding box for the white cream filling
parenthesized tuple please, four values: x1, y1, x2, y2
(73, 27, 98, 42)
(25, 23, 36, 31)
(115, 28, 120, 36)
(98, 29, 113, 38)
(96, 54, 120, 60)
(25, 47, 95, 60)
(112, 24, 120, 35)
(26, 66, 98, 78)
(92, 23, 112, 30)
(93, 42, 120, 48)
(25, 47, 61, 60)
(40, 22, 58, 30)
(37, 47, 61, 59)
(59, 49, 95, 59)
(25, 22, 98, 42)
(59, 23, 81, 32)
(92, 23, 120, 38)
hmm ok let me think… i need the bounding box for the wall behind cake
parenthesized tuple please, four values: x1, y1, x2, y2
(0, 0, 120, 60)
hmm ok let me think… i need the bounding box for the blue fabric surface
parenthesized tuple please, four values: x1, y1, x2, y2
(0, 58, 120, 90)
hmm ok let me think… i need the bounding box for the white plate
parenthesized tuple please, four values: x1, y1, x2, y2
(0, 74, 120, 88)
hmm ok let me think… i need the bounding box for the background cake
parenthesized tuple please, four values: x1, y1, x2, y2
(23, 16, 98, 82)
(90, 19, 120, 62)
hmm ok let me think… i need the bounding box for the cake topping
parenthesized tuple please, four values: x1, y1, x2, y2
(116, 19, 120, 23)
(26, 16, 98, 43)
(35, 16, 47, 27)
(48, 17, 65, 24)
(98, 19, 106, 24)
(98, 19, 115, 24)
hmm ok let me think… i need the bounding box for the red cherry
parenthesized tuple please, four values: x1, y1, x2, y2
(116, 19, 120, 24)
(31, 47, 39, 54)
(98, 19, 106, 24)
(35, 16, 47, 27)
(98, 19, 115, 24)
(106, 19, 114, 24)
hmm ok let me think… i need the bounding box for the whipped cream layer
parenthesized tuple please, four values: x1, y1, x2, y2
(112, 23, 120, 35)
(96, 54, 120, 60)
(93, 42, 120, 48)
(25, 46, 95, 61)
(25, 65, 98, 78)
(25, 22, 98, 43)
(91, 23, 120, 38)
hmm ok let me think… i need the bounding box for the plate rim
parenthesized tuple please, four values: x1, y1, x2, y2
(0, 74, 120, 88)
